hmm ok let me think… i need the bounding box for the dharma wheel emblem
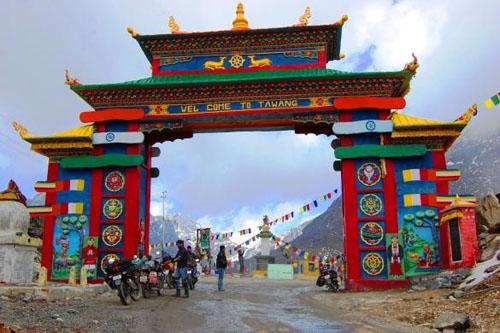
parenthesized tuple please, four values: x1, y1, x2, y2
(362, 252, 384, 275)
(365, 120, 376, 131)
(102, 225, 123, 247)
(359, 193, 383, 216)
(103, 198, 124, 220)
(357, 162, 381, 187)
(105, 132, 115, 142)
(229, 54, 245, 68)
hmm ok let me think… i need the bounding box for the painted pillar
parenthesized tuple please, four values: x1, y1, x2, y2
(41, 161, 60, 279)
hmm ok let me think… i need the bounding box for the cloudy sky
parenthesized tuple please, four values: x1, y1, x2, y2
(1, 1, 499, 238)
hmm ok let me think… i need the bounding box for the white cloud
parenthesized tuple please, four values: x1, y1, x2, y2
(150, 199, 174, 217)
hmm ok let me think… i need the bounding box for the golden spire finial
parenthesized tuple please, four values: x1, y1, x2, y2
(334, 14, 348, 26)
(454, 194, 461, 205)
(232, 2, 249, 30)
(168, 16, 180, 34)
(298, 7, 312, 26)
(126, 26, 139, 37)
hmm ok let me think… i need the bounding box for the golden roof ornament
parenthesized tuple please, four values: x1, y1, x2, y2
(168, 16, 180, 34)
(232, 2, 249, 30)
(404, 53, 419, 73)
(64, 69, 80, 86)
(297, 7, 312, 26)
(126, 26, 139, 37)
(12, 121, 28, 138)
(455, 103, 478, 124)
(334, 14, 348, 26)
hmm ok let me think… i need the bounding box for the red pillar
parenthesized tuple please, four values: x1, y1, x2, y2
(41, 162, 59, 279)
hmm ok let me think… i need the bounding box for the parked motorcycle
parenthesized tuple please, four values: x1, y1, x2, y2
(139, 256, 168, 298)
(104, 257, 142, 305)
(316, 264, 339, 292)
(188, 263, 199, 290)
(161, 255, 176, 289)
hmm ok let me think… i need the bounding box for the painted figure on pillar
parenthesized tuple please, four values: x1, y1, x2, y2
(82, 236, 98, 278)
(387, 235, 403, 278)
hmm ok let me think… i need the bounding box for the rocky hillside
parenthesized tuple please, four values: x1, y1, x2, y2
(289, 197, 344, 253)
(447, 131, 500, 196)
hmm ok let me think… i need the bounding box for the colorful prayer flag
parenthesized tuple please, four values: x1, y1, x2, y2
(313, 200, 318, 207)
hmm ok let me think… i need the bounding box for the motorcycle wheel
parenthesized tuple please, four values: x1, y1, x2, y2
(118, 282, 132, 305)
(157, 275, 167, 296)
(316, 276, 325, 287)
(167, 274, 174, 289)
(328, 282, 339, 292)
(129, 280, 142, 301)
(142, 284, 151, 298)
(188, 278, 194, 290)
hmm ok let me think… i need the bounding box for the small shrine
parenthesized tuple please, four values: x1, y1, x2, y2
(0, 180, 42, 284)
(440, 195, 479, 269)
(254, 216, 276, 274)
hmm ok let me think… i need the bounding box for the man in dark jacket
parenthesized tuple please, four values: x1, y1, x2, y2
(216, 245, 227, 291)
(238, 249, 244, 274)
(173, 239, 189, 297)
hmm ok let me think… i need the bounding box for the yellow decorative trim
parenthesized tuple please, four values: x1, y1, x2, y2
(12, 121, 29, 137)
(441, 211, 463, 223)
(31, 142, 93, 150)
(21, 125, 94, 142)
(392, 129, 461, 138)
(334, 14, 348, 26)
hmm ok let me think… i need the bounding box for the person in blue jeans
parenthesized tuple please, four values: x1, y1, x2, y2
(173, 239, 190, 298)
(216, 245, 227, 291)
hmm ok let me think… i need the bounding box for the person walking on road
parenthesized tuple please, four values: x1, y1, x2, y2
(173, 239, 190, 298)
(238, 249, 245, 274)
(216, 245, 228, 291)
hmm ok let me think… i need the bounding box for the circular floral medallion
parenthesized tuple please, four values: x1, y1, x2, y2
(104, 171, 125, 192)
(100, 253, 119, 274)
(362, 252, 384, 276)
(103, 198, 124, 220)
(102, 225, 123, 247)
(360, 222, 384, 246)
(357, 162, 381, 187)
(359, 194, 383, 216)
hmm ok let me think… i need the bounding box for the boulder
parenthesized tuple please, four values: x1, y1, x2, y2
(432, 312, 470, 332)
(475, 193, 500, 232)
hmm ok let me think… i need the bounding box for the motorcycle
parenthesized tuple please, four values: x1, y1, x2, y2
(316, 264, 340, 292)
(104, 257, 142, 305)
(139, 256, 168, 298)
(188, 262, 199, 290)
(161, 255, 176, 289)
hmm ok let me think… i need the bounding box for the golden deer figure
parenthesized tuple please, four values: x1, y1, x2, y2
(248, 56, 272, 68)
(204, 57, 226, 70)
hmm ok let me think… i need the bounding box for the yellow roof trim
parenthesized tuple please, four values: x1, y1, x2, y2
(22, 125, 94, 142)
(391, 113, 462, 128)
(392, 129, 462, 138)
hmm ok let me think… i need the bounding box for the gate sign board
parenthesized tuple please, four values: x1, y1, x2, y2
(267, 264, 294, 280)
(19, 3, 476, 290)
(92, 132, 144, 145)
(332, 120, 393, 135)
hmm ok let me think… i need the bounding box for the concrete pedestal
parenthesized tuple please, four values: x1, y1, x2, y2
(0, 240, 39, 284)
(255, 255, 275, 271)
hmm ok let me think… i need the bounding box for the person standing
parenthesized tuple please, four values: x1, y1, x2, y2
(216, 245, 227, 291)
(173, 239, 190, 298)
(238, 249, 245, 274)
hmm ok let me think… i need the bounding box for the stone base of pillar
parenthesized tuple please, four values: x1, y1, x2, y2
(255, 255, 275, 273)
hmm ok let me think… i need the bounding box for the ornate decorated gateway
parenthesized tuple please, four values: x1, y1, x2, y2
(17, 4, 477, 290)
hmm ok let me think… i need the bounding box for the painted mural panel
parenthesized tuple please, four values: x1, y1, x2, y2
(51, 214, 89, 280)
(386, 233, 405, 280)
(358, 221, 385, 247)
(394, 153, 441, 277)
(400, 208, 440, 276)
(158, 49, 321, 72)
(360, 251, 387, 279)
(357, 193, 385, 217)
(82, 236, 98, 279)
(355, 160, 384, 190)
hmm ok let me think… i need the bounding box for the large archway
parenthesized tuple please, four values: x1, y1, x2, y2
(22, 4, 474, 290)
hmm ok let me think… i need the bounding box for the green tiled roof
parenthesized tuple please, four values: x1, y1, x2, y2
(71, 69, 414, 91)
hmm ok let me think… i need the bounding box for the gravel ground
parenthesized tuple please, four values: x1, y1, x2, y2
(1, 276, 481, 333)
